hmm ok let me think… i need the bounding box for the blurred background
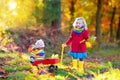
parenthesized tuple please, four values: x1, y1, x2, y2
(0, 0, 120, 79)
(0, 0, 120, 55)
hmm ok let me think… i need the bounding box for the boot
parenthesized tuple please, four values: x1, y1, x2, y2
(72, 59, 78, 69)
(78, 61, 84, 72)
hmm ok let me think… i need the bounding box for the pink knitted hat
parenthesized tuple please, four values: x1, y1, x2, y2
(35, 39, 45, 48)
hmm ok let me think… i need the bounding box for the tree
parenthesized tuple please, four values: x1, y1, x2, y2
(96, 0, 102, 46)
(33, 0, 44, 26)
(116, 16, 120, 46)
(109, 6, 116, 42)
(42, 0, 61, 28)
(61, 0, 97, 33)
(69, 0, 76, 30)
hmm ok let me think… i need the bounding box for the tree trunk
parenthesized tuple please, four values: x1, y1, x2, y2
(110, 7, 116, 42)
(69, 0, 76, 30)
(51, 0, 61, 29)
(116, 16, 120, 46)
(96, 0, 101, 46)
(51, 19, 61, 28)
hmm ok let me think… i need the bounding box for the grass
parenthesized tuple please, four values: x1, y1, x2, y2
(0, 45, 120, 80)
(0, 52, 32, 72)
(87, 46, 120, 63)
(6, 72, 25, 80)
(91, 68, 120, 80)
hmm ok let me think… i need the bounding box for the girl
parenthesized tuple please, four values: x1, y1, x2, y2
(28, 39, 45, 64)
(63, 17, 89, 72)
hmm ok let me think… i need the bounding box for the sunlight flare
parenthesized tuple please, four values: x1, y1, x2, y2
(8, 1, 17, 10)
(12, 11, 17, 15)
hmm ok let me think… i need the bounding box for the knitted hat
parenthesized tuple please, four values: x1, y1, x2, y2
(73, 17, 88, 30)
(35, 39, 45, 48)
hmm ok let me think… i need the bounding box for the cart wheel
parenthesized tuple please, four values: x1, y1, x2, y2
(48, 65, 55, 73)
(55, 66, 58, 71)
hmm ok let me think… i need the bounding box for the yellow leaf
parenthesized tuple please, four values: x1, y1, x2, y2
(86, 41, 92, 48)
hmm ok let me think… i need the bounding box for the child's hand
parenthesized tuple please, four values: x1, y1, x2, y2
(30, 58, 35, 64)
(62, 44, 67, 47)
(80, 39, 85, 43)
(30, 58, 34, 62)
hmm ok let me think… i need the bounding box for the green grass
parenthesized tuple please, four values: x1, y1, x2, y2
(92, 68, 120, 80)
(6, 72, 25, 80)
(88, 46, 120, 63)
(0, 46, 120, 80)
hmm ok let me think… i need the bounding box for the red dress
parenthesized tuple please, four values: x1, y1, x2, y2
(66, 29, 89, 53)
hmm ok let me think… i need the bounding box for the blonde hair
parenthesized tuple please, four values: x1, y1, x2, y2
(73, 17, 88, 30)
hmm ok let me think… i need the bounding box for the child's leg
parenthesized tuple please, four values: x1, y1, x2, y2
(78, 58, 84, 72)
(72, 57, 78, 69)
(68, 51, 78, 69)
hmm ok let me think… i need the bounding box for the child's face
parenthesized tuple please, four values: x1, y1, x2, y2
(75, 19, 84, 28)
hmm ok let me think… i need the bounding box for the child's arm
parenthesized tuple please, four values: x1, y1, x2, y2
(80, 30, 89, 43)
(30, 52, 35, 63)
(65, 30, 74, 46)
(80, 39, 85, 43)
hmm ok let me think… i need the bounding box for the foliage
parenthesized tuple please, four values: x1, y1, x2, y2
(61, 0, 120, 43)
(0, 0, 120, 79)
(0, 0, 120, 47)
(6, 72, 25, 80)
(41, 0, 61, 26)
(0, 0, 36, 28)
(92, 68, 120, 80)
(0, 52, 31, 73)
(86, 62, 120, 80)
(0, 28, 14, 52)
(33, 0, 44, 23)
(61, 0, 96, 33)
(0, 47, 120, 80)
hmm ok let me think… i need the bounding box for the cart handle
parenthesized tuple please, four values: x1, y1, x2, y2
(60, 44, 65, 65)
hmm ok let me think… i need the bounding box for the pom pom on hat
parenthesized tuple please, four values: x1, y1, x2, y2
(35, 39, 45, 48)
